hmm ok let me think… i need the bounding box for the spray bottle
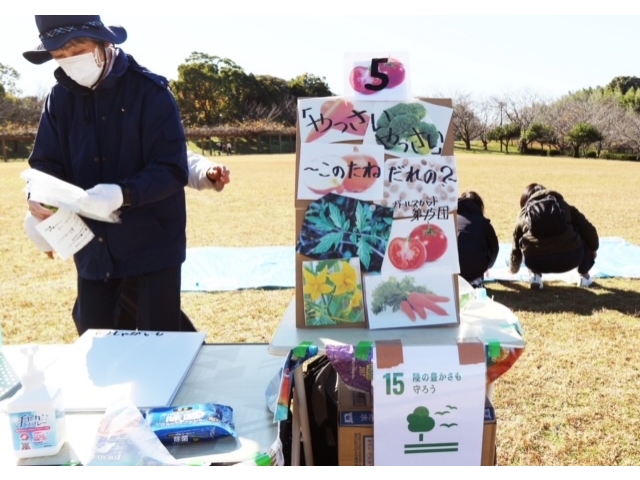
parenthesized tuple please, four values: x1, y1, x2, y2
(6, 345, 67, 458)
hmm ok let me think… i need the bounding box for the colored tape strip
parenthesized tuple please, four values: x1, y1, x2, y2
(488, 341, 502, 360)
(355, 341, 373, 361)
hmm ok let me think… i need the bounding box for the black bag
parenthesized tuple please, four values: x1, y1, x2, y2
(524, 194, 566, 237)
(278, 355, 339, 466)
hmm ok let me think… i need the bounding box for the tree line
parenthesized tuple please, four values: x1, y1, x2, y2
(452, 76, 640, 160)
(3, 53, 640, 161)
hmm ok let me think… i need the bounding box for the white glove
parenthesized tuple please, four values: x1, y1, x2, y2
(81, 184, 124, 219)
(24, 212, 54, 253)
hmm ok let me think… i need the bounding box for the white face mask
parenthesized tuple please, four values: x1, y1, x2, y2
(56, 47, 105, 88)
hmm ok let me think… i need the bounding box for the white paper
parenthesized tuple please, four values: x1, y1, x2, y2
(35, 208, 94, 261)
(373, 344, 486, 465)
(21, 169, 120, 223)
(43, 329, 206, 412)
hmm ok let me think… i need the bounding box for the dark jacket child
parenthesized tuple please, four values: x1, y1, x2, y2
(508, 183, 599, 289)
(456, 191, 499, 288)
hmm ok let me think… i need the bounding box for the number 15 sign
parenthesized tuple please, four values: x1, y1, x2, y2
(372, 340, 486, 465)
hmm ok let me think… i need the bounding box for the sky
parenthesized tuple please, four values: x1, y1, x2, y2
(2, 5, 640, 102)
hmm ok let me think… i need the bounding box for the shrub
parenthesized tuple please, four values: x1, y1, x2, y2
(585, 151, 597, 159)
(600, 152, 639, 161)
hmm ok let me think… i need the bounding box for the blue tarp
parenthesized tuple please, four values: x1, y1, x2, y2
(180, 238, 640, 292)
(181, 246, 295, 292)
(487, 236, 640, 283)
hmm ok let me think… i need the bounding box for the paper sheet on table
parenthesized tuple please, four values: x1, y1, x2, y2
(21, 169, 120, 223)
(35, 208, 94, 260)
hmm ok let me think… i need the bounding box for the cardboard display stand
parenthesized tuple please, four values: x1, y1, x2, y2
(294, 95, 457, 329)
(277, 53, 524, 466)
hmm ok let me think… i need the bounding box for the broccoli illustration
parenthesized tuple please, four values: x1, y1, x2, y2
(374, 102, 438, 152)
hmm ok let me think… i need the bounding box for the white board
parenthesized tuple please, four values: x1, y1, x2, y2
(373, 344, 486, 465)
(43, 330, 205, 412)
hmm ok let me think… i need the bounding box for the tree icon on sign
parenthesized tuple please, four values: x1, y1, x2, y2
(406, 406, 436, 441)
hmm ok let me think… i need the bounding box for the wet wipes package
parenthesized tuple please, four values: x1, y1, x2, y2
(143, 403, 237, 445)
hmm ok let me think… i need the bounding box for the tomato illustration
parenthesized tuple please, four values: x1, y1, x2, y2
(409, 224, 448, 262)
(349, 58, 406, 94)
(342, 153, 379, 193)
(388, 237, 427, 270)
(349, 66, 377, 95)
(379, 59, 406, 88)
(302, 155, 347, 195)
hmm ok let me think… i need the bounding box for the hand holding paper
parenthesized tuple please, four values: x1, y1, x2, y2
(24, 212, 54, 256)
(21, 169, 121, 223)
(81, 184, 124, 219)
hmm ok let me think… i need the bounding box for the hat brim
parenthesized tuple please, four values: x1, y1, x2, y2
(23, 25, 127, 65)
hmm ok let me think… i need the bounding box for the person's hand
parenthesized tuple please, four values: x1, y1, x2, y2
(81, 184, 124, 218)
(28, 199, 56, 221)
(24, 211, 55, 259)
(206, 165, 231, 192)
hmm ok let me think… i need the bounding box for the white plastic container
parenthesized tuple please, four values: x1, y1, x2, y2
(6, 345, 67, 458)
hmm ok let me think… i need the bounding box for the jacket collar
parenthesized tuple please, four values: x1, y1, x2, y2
(457, 197, 483, 215)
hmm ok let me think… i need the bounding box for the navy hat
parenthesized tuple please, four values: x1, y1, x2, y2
(23, 15, 127, 65)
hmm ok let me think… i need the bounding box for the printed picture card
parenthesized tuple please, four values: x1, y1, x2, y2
(364, 272, 457, 329)
(362, 100, 454, 158)
(296, 193, 393, 273)
(381, 216, 459, 274)
(343, 52, 412, 101)
(376, 155, 458, 217)
(298, 97, 374, 145)
(302, 258, 365, 327)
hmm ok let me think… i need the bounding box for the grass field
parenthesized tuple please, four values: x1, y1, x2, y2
(1, 152, 639, 465)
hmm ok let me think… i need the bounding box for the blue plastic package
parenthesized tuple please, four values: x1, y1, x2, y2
(142, 403, 237, 445)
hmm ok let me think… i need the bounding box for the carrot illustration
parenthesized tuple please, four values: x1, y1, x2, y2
(408, 292, 449, 316)
(400, 300, 417, 321)
(421, 293, 450, 303)
(406, 297, 427, 320)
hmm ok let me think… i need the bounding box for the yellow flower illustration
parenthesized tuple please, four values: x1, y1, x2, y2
(328, 261, 358, 296)
(303, 266, 333, 301)
(349, 287, 363, 309)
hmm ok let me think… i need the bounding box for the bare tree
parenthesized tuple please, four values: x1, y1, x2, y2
(476, 98, 499, 151)
(451, 92, 482, 150)
(497, 90, 548, 153)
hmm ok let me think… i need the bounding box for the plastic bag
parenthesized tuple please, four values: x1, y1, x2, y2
(86, 400, 182, 466)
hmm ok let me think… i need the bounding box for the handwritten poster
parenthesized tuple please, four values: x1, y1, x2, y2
(35, 208, 94, 260)
(298, 143, 385, 201)
(373, 344, 486, 465)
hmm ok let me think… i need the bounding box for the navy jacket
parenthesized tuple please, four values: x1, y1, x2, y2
(29, 50, 188, 281)
(457, 198, 500, 281)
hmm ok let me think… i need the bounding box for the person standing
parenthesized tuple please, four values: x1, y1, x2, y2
(24, 15, 189, 334)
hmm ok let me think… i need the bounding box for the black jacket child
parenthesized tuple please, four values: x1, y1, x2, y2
(457, 197, 500, 283)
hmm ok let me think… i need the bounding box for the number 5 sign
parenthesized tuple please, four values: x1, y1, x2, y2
(344, 52, 412, 100)
(372, 340, 486, 465)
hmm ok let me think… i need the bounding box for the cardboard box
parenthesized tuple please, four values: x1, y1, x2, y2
(338, 374, 497, 466)
(482, 397, 497, 466)
(337, 378, 374, 466)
